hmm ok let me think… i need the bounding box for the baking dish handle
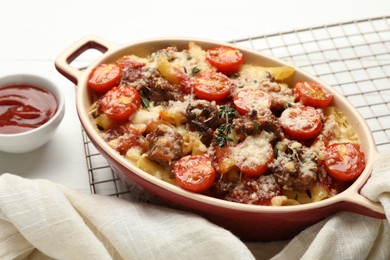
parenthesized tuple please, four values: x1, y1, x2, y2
(344, 190, 386, 218)
(54, 35, 118, 85)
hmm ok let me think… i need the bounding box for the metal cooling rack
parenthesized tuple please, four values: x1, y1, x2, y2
(83, 16, 390, 197)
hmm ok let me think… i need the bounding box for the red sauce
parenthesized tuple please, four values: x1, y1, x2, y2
(0, 84, 58, 134)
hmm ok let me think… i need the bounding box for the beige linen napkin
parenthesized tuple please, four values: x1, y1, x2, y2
(0, 173, 254, 260)
(1, 153, 390, 260)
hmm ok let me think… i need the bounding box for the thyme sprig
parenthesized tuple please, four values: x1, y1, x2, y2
(214, 106, 236, 147)
(215, 124, 234, 147)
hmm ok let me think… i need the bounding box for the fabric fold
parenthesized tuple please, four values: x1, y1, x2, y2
(0, 173, 254, 260)
(361, 153, 390, 220)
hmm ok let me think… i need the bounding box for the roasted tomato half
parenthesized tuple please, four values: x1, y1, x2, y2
(88, 63, 122, 93)
(101, 85, 141, 121)
(280, 105, 323, 141)
(174, 155, 216, 193)
(206, 46, 244, 75)
(324, 142, 365, 182)
(294, 81, 333, 108)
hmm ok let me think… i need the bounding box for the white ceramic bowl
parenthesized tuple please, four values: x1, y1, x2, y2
(0, 74, 65, 153)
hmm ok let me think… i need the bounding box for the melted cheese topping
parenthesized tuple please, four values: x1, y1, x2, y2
(234, 135, 272, 168)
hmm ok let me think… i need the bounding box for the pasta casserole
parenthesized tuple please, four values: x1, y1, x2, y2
(87, 42, 365, 206)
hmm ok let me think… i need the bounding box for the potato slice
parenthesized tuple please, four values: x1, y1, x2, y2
(263, 66, 295, 81)
(156, 55, 181, 84)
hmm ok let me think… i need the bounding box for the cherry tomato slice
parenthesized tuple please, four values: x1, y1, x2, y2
(280, 105, 323, 140)
(206, 46, 244, 75)
(233, 88, 272, 115)
(88, 63, 122, 93)
(294, 81, 333, 108)
(234, 136, 274, 177)
(324, 143, 365, 182)
(101, 85, 141, 121)
(193, 71, 233, 101)
(174, 155, 216, 193)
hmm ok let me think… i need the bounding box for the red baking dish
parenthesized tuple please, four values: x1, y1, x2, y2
(55, 35, 385, 241)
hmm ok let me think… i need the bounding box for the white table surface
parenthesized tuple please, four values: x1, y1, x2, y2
(1, 0, 390, 194)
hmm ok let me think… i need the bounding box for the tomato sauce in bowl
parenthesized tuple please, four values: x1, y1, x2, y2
(0, 84, 58, 134)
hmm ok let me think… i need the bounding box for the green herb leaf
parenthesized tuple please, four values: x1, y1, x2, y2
(273, 147, 279, 159)
(232, 72, 240, 78)
(191, 67, 201, 74)
(253, 120, 259, 133)
(141, 96, 150, 109)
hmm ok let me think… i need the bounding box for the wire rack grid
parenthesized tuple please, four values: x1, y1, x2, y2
(83, 16, 390, 198)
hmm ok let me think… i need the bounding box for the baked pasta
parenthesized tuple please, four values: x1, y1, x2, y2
(87, 42, 365, 206)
